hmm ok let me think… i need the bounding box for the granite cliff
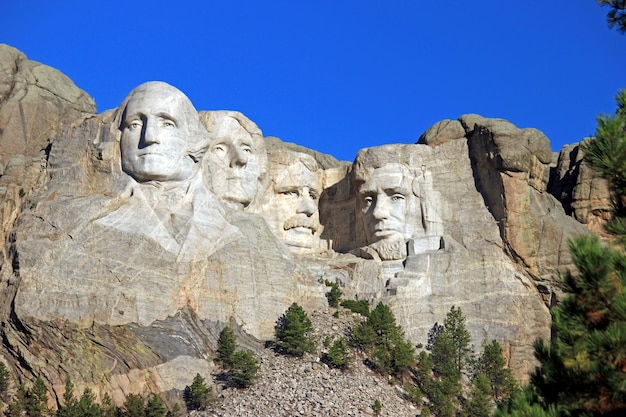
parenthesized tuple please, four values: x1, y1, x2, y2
(0, 44, 607, 408)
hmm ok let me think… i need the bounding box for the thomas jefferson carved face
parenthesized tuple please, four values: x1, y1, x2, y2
(119, 83, 201, 182)
(264, 154, 322, 251)
(357, 163, 418, 245)
(206, 116, 261, 209)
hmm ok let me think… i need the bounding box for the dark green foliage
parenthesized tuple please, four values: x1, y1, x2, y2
(324, 280, 342, 307)
(100, 393, 118, 417)
(531, 235, 626, 414)
(120, 393, 144, 417)
(145, 393, 167, 417)
(598, 0, 626, 33)
(340, 299, 370, 317)
(325, 337, 353, 369)
(461, 373, 493, 417)
(349, 318, 377, 351)
(425, 322, 444, 351)
(168, 402, 183, 417)
(350, 302, 415, 376)
(494, 385, 559, 417)
(77, 388, 102, 417)
(390, 337, 417, 375)
(20, 377, 50, 417)
(275, 303, 315, 356)
(403, 382, 423, 405)
(58, 380, 78, 417)
(216, 326, 237, 367)
(443, 305, 471, 375)
(584, 89, 626, 245)
(59, 384, 102, 417)
(475, 339, 518, 404)
(431, 329, 458, 380)
(372, 399, 382, 415)
(414, 307, 473, 417)
(229, 350, 259, 388)
(0, 361, 11, 399)
(185, 373, 213, 411)
(332, 310, 339, 318)
(496, 89, 626, 416)
(7, 384, 28, 417)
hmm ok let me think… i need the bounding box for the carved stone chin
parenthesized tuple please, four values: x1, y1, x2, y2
(369, 239, 408, 261)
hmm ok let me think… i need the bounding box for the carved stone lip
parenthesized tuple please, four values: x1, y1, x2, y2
(284, 225, 316, 234)
(373, 228, 402, 239)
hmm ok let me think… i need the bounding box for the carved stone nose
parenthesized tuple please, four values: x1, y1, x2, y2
(142, 122, 160, 145)
(230, 146, 248, 167)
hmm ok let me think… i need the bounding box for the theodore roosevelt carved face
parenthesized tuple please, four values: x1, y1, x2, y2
(262, 151, 323, 251)
(116, 82, 209, 182)
(199, 111, 266, 210)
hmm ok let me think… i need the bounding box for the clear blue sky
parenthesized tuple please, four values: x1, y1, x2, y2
(3, 1, 625, 162)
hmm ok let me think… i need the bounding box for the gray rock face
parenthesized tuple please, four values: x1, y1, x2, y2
(0, 46, 603, 405)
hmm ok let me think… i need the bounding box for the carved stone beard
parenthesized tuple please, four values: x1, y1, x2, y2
(370, 239, 407, 261)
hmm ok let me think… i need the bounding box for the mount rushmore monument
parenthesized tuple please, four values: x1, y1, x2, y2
(0, 44, 609, 404)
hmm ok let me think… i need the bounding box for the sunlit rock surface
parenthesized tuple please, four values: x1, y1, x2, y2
(0, 44, 606, 404)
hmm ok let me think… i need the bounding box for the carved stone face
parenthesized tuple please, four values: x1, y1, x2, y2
(265, 161, 322, 250)
(206, 116, 260, 209)
(357, 163, 417, 245)
(120, 87, 195, 182)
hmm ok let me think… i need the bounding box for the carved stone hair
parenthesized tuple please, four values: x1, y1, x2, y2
(265, 149, 320, 173)
(351, 144, 424, 197)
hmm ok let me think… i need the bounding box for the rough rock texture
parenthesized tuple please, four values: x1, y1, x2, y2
(264, 135, 348, 169)
(419, 115, 591, 295)
(549, 139, 611, 237)
(0, 44, 95, 284)
(0, 46, 608, 411)
(204, 309, 422, 417)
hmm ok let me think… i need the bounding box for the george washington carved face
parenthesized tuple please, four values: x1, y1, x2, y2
(116, 82, 208, 182)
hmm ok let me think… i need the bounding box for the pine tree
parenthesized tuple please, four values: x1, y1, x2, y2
(7, 384, 28, 417)
(144, 393, 167, 417)
(475, 339, 518, 404)
(185, 373, 213, 411)
(532, 236, 626, 414)
(275, 303, 315, 356)
(77, 388, 102, 417)
(325, 280, 342, 308)
(169, 402, 183, 417)
(443, 306, 471, 375)
(216, 326, 237, 367)
(57, 380, 79, 417)
(229, 350, 259, 388)
(28, 377, 50, 417)
(0, 361, 10, 400)
(350, 302, 415, 376)
(100, 393, 118, 417)
(325, 337, 353, 369)
(497, 89, 626, 416)
(461, 373, 494, 417)
(120, 393, 144, 417)
(598, 0, 626, 33)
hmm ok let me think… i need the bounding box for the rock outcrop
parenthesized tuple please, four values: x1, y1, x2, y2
(0, 44, 609, 409)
